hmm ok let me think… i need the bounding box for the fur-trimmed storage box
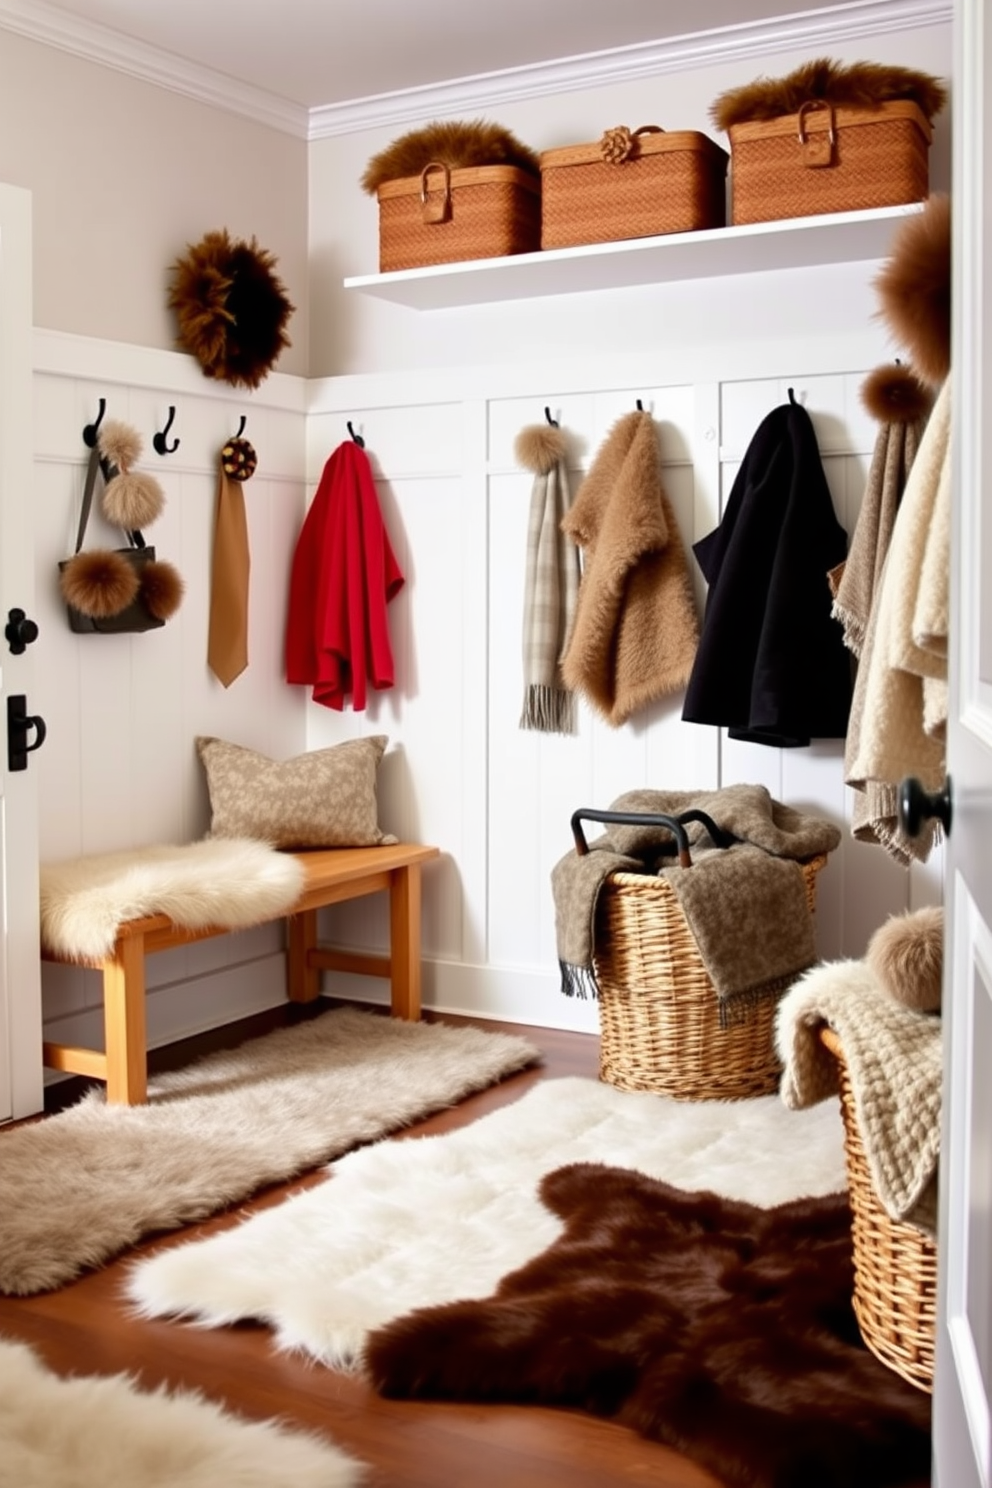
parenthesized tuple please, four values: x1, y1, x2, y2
(711, 59, 946, 226)
(539, 126, 728, 249)
(361, 119, 542, 272)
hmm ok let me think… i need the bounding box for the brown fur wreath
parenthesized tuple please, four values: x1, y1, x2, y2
(710, 57, 947, 133)
(168, 230, 295, 391)
(361, 119, 540, 195)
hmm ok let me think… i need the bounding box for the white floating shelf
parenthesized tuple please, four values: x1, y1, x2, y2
(343, 203, 922, 311)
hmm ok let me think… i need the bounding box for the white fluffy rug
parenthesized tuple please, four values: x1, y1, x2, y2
(0, 1008, 538, 1295)
(0, 1335, 362, 1488)
(127, 1075, 847, 1369)
(40, 838, 307, 961)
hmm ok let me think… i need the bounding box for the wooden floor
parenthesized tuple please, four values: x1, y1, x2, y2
(2, 1003, 750, 1486)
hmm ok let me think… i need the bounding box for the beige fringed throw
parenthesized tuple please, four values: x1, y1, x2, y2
(776, 958, 941, 1235)
(552, 784, 840, 1021)
(846, 378, 951, 864)
(516, 423, 580, 733)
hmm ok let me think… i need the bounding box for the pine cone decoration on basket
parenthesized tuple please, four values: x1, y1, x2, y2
(600, 126, 636, 165)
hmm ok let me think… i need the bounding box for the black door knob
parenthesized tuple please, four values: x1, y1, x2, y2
(899, 775, 952, 838)
(5, 607, 39, 655)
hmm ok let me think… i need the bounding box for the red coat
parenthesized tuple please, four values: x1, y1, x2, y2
(285, 441, 404, 711)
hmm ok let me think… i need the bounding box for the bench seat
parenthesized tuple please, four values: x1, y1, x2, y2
(41, 842, 440, 1105)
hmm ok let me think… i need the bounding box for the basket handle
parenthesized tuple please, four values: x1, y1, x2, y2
(569, 807, 737, 867)
(599, 125, 664, 165)
(420, 161, 452, 224)
(796, 100, 836, 169)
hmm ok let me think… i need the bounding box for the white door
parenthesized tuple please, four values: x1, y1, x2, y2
(932, 2, 992, 1482)
(0, 181, 43, 1122)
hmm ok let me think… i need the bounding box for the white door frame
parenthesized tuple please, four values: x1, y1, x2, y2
(0, 180, 43, 1120)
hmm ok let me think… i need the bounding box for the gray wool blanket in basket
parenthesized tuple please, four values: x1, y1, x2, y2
(551, 784, 841, 1022)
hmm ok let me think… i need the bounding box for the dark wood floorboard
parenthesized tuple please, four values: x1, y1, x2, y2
(0, 998, 861, 1486)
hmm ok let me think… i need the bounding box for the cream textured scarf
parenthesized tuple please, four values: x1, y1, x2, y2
(846, 378, 951, 862)
(516, 422, 580, 733)
(560, 410, 699, 727)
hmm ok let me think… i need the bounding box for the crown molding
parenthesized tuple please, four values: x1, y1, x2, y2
(0, 0, 950, 144)
(309, 0, 952, 140)
(0, 0, 309, 138)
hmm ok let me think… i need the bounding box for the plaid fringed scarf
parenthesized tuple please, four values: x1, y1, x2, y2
(516, 422, 580, 734)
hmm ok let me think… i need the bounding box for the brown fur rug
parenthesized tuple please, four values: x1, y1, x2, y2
(366, 1163, 931, 1488)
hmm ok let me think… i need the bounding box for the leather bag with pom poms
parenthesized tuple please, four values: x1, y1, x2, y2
(59, 441, 184, 634)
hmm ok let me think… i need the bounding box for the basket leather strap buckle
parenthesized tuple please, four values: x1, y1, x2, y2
(420, 161, 452, 224)
(796, 99, 836, 168)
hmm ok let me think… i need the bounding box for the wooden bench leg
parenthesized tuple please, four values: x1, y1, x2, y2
(287, 907, 320, 1003)
(389, 863, 423, 1020)
(103, 935, 148, 1105)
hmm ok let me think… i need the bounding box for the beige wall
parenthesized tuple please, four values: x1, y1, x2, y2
(0, 31, 309, 375)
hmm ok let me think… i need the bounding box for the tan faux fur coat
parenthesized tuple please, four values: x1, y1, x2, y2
(559, 411, 699, 727)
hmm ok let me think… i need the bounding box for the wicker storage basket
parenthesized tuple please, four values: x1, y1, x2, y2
(375, 161, 541, 272)
(539, 126, 728, 250)
(820, 1025, 937, 1392)
(727, 99, 932, 225)
(593, 852, 826, 1101)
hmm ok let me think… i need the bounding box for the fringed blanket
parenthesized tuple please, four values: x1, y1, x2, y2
(552, 785, 840, 1020)
(775, 958, 941, 1235)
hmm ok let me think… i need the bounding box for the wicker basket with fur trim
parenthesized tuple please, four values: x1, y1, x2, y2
(362, 119, 542, 272)
(594, 854, 826, 1101)
(539, 126, 728, 249)
(711, 59, 946, 225)
(820, 1025, 937, 1392)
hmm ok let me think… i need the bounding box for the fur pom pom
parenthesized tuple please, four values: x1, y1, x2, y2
(361, 119, 540, 194)
(866, 905, 943, 1013)
(60, 550, 139, 618)
(514, 424, 568, 476)
(97, 419, 143, 472)
(710, 57, 947, 132)
(860, 363, 933, 424)
(102, 471, 166, 530)
(139, 559, 185, 621)
(873, 194, 951, 389)
(168, 230, 294, 391)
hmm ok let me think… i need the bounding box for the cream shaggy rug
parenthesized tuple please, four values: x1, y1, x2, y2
(127, 1075, 847, 1370)
(0, 1008, 538, 1295)
(0, 1335, 362, 1487)
(40, 838, 307, 961)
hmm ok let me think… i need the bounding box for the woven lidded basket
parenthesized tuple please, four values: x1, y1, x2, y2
(539, 125, 728, 250)
(819, 1025, 937, 1392)
(727, 99, 932, 225)
(593, 852, 826, 1102)
(375, 162, 541, 273)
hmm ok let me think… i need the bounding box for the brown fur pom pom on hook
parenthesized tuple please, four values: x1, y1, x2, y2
(860, 363, 933, 424)
(59, 549, 139, 618)
(97, 419, 143, 472)
(514, 425, 568, 476)
(873, 194, 951, 389)
(139, 559, 184, 621)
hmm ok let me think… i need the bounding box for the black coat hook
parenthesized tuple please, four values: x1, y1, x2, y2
(232, 414, 247, 439)
(636, 398, 644, 412)
(787, 387, 797, 403)
(544, 406, 559, 427)
(347, 420, 365, 449)
(152, 405, 180, 455)
(83, 397, 106, 447)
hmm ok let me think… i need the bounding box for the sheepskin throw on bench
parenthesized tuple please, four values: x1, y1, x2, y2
(40, 839, 306, 962)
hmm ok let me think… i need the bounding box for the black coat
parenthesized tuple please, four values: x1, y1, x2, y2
(682, 399, 852, 747)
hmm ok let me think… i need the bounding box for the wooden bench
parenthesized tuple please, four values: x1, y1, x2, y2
(41, 841, 440, 1106)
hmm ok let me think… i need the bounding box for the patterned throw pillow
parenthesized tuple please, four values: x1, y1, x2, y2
(196, 735, 398, 849)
